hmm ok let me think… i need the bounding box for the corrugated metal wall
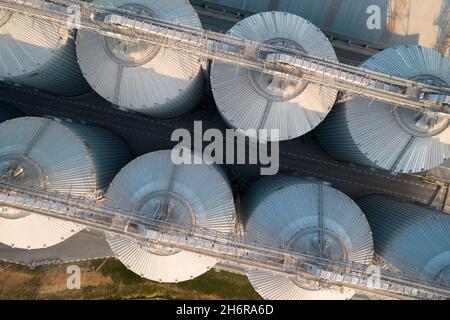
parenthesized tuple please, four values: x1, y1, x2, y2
(358, 195, 450, 283)
(244, 174, 373, 299)
(76, 0, 205, 118)
(0, 104, 24, 124)
(104, 150, 236, 282)
(0, 12, 90, 96)
(196, 0, 449, 51)
(0, 117, 131, 250)
(316, 46, 450, 173)
(0, 117, 132, 197)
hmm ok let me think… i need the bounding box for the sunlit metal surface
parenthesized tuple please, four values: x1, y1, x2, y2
(76, 0, 204, 118)
(211, 11, 338, 141)
(1, 0, 448, 114)
(104, 150, 236, 283)
(0, 8, 89, 95)
(316, 45, 450, 173)
(244, 174, 373, 300)
(0, 180, 448, 299)
(0, 117, 131, 249)
(358, 195, 450, 284)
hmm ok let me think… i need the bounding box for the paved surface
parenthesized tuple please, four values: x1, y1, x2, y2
(0, 230, 113, 267)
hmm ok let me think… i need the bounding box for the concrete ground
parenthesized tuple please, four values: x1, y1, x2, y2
(0, 230, 113, 267)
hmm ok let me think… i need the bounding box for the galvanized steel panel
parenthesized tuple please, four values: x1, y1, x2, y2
(210, 11, 338, 141)
(197, 0, 448, 50)
(76, 0, 204, 118)
(104, 150, 236, 283)
(316, 46, 450, 173)
(0, 117, 131, 249)
(0, 10, 90, 96)
(357, 196, 450, 283)
(244, 174, 374, 300)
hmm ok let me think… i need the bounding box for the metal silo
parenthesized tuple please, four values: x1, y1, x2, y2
(357, 195, 450, 284)
(0, 104, 24, 123)
(0, 117, 131, 250)
(210, 11, 339, 141)
(104, 150, 236, 283)
(316, 46, 450, 173)
(76, 0, 204, 118)
(244, 174, 373, 300)
(0, 8, 90, 96)
(196, 0, 448, 52)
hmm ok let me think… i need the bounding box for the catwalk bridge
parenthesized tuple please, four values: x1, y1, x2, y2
(0, 0, 449, 115)
(0, 181, 449, 300)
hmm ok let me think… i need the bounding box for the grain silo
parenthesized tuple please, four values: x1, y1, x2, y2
(0, 117, 131, 249)
(357, 195, 450, 284)
(0, 104, 24, 123)
(210, 11, 339, 141)
(76, 0, 204, 118)
(244, 174, 373, 300)
(104, 150, 236, 283)
(0, 8, 90, 95)
(316, 46, 450, 173)
(197, 0, 448, 52)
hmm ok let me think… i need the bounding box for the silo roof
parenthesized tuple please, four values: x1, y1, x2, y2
(345, 46, 450, 173)
(248, 269, 355, 300)
(0, 104, 24, 123)
(104, 150, 236, 282)
(358, 195, 450, 282)
(210, 11, 339, 141)
(0, 211, 84, 250)
(0, 10, 66, 78)
(0, 117, 130, 249)
(244, 174, 373, 300)
(0, 9, 90, 95)
(76, 0, 204, 117)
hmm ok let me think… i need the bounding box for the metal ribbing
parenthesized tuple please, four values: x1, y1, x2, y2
(104, 150, 236, 283)
(210, 11, 338, 141)
(244, 174, 373, 300)
(357, 195, 450, 283)
(247, 269, 355, 300)
(316, 46, 450, 173)
(198, 0, 446, 49)
(76, 0, 204, 118)
(0, 117, 131, 249)
(0, 12, 90, 96)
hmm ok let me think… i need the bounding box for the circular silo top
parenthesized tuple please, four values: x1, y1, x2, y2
(0, 117, 130, 249)
(210, 12, 339, 141)
(357, 195, 450, 283)
(76, 0, 204, 118)
(0, 10, 67, 78)
(104, 150, 236, 283)
(344, 46, 450, 173)
(244, 174, 373, 300)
